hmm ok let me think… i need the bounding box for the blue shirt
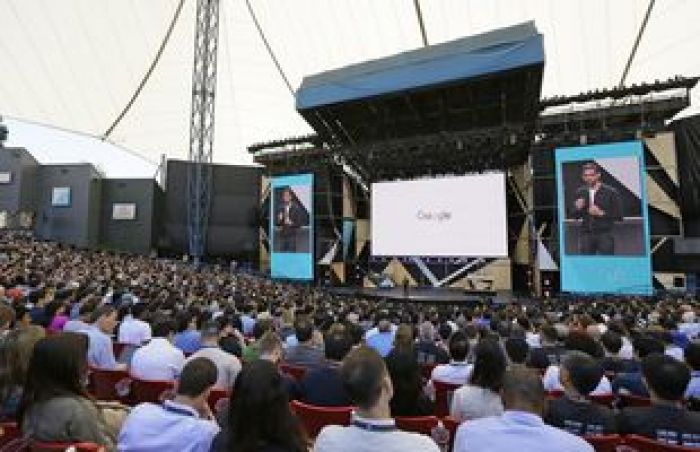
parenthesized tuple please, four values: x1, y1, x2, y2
(82, 324, 118, 369)
(118, 400, 219, 452)
(365, 332, 394, 358)
(454, 410, 594, 452)
(240, 315, 256, 336)
(174, 330, 202, 354)
(686, 371, 700, 399)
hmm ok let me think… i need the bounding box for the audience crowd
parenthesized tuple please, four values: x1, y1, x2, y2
(1, 232, 699, 451)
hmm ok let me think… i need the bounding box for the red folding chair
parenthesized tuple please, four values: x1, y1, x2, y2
(30, 441, 105, 451)
(112, 343, 126, 359)
(619, 393, 651, 408)
(90, 367, 130, 402)
(433, 381, 461, 417)
(624, 434, 700, 451)
(583, 434, 623, 452)
(289, 400, 352, 438)
(130, 377, 175, 405)
(207, 388, 230, 413)
(589, 393, 616, 408)
(395, 415, 439, 436)
(0, 422, 19, 447)
(443, 416, 461, 452)
(546, 390, 565, 399)
(279, 362, 307, 381)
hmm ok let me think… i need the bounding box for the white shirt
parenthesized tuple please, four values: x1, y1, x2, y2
(542, 365, 612, 395)
(450, 385, 504, 422)
(665, 345, 684, 361)
(526, 332, 541, 348)
(431, 362, 473, 386)
(588, 187, 597, 206)
(187, 346, 241, 389)
(619, 336, 634, 360)
(118, 315, 152, 346)
(118, 400, 219, 452)
(315, 414, 439, 452)
(130, 338, 185, 381)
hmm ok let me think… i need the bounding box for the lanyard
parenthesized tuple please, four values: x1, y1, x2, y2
(162, 403, 196, 417)
(352, 419, 397, 432)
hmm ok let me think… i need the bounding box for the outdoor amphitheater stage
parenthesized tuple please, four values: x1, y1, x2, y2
(327, 286, 508, 306)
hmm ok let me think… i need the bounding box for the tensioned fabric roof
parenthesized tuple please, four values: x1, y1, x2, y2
(0, 0, 698, 167)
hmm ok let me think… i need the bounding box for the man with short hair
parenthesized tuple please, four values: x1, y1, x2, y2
(545, 351, 617, 435)
(315, 346, 439, 452)
(618, 353, 700, 446)
(505, 337, 529, 368)
(283, 316, 323, 368)
(299, 331, 353, 406)
(131, 319, 185, 381)
(187, 321, 241, 389)
(415, 321, 449, 365)
(429, 331, 472, 385)
(118, 357, 220, 452)
(612, 334, 664, 397)
(365, 312, 395, 358)
(81, 305, 125, 370)
(63, 298, 97, 333)
(600, 330, 637, 374)
(454, 368, 593, 452)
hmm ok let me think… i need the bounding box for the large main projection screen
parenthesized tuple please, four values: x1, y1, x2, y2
(371, 174, 507, 257)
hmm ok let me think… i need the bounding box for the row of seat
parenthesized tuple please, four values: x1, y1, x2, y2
(0, 422, 104, 450)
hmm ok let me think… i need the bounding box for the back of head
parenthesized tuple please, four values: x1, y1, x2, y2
(505, 337, 529, 365)
(501, 367, 545, 415)
(253, 318, 273, 340)
(324, 331, 352, 362)
(600, 331, 622, 355)
(685, 341, 700, 371)
(541, 324, 558, 344)
(565, 331, 603, 358)
(152, 319, 176, 338)
(0, 304, 14, 329)
(178, 357, 217, 397)
(641, 353, 690, 402)
(470, 337, 506, 392)
(258, 331, 282, 357)
(341, 346, 387, 410)
(393, 324, 414, 351)
(419, 321, 434, 342)
(293, 316, 314, 343)
(633, 335, 665, 359)
(448, 331, 469, 362)
(88, 304, 115, 324)
(561, 351, 603, 396)
(200, 321, 220, 341)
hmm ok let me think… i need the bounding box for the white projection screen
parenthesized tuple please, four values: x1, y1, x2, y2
(371, 173, 508, 257)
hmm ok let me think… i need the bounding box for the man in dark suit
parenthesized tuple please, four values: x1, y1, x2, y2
(299, 331, 353, 406)
(275, 187, 309, 252)
(570, 161, 623, 255)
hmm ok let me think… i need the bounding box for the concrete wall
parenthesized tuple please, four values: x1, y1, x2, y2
(0, 148, 39, 224)
(34, 164, 102, 248)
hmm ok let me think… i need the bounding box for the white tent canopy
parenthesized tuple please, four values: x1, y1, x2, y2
(1, 0, 698, 169)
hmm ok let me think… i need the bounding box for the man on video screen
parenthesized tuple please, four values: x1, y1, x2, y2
(275, 187, 309, 252)
(570, 161, 622, 254)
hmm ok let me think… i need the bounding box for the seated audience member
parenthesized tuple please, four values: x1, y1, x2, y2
(19, 333, 115, 448)
(174, 311, 202, 354)
(659, 326, 685, 361)
(119, 357, 220, 452)
(283, 316, 324, 369)
(505, 337, 529, 368)
(365, 311, 395, 358)
(600, 330, 638, 374)
(12, 305, 32, 330)
(543, 332, 611, 395)
(63, 297, 97, 333)
(242, 318, 273, 362)
(0, 304, 14, 338)
(618, 353, 700, 446)
(385, 325, 433, 416)
(545, 352, 616, 435)
(130, 319, 185, 381)
(415, 321, 449, 365)
(451, 337, 506, 421)
(679, 310, 699, 341)
(612, 334, 664, 397)
(187, 321, 241, 389)
(212, 359, 307, 452)
(118, 302, 152, 346)
(258, 331, 300, 399)
(454, 368, 593, 452)
(45, 300, 69, 333)
(0, 326, 44, 420)
(82, 305, 125, 370)
(299, 330, 352, 407)
(685, 341, 700, 400)
(315, 346, 439, 452)
(217, 315, 244, 358)
(430, 331, 472, 386)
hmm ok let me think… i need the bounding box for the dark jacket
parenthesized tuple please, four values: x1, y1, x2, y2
(299, 363, 351, 407)
(571, 183, 622, 232)
(618, 404, 700, 446)
(545, 396, 617, 436)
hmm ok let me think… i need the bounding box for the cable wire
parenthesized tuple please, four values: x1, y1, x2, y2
(103, 0, 186, 138)
(619, 0, 656, 87)
(413, 0, 429, 46)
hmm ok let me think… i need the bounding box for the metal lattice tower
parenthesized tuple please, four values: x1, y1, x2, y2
(187, 0, 220, 264)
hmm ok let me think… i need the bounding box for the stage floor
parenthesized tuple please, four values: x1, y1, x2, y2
(327, 286, 498, 304)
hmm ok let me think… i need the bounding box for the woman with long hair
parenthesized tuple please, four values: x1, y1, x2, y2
(18, 333, 115, 448)
(385, 324, 433, 416)
(450, 336, 506, 421)
(212, 359, 306, 452)
(0, 326, 44, 420)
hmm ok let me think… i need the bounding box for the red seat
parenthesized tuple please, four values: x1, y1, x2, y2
(0, 422, 19, 447)
(207, 388, 230, 413)
(420, 363, 437, 381)
(395, 415, 439, 436)
(546, 390, 565, 399)
(443, 416, 460, 452)
(589, 393, 616, 408)
(583, 434, 623, 452)
(620, 393, 651, 408)
(30, 441, 105, 451)
(90, 367, 130, 402)
(112, 343, 126, 359)
(624, 434, 700, 451)
(289, 400, 352, 438)
(433, 381, 461, 417)
(130, 377, 175, 405)
(279, 362, 307, 381)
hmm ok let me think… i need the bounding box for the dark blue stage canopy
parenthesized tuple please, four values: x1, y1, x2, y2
(296, 21, 544, 111)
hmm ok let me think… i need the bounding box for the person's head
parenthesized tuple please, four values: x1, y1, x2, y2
(227, 360, 306, 452)
(0, 304, 14, 331)
(685, 341, 700, 371)
(341, 346, 393, 414)
(152, 319, 176, 340)
(44, 300, 66, 319)
(376, 311, 391, 333)
(199, 320, 221, 345)
(18, 332, 90, 422)
(293, 316, 314, 344)
(632, 335, 665, 359)
(470, 337, 507, 393)
(582, 161, 601, 187)
(0, 326, 44, 403)
(393, 324, 414, 351)
(500, 368, 545, 416)
(89, 305, 118, 334)
(77, 298, 98, 321)
(176, 357, 217, 408)
(559, 351, 603, 397)
(13, 305, 32, 328)
(448, 331, 470, 362)
(281, 187, 293, 204)
(418, 321, 434, 342)
(258, 331, 283, 363)
(253, 318, 273, 340)
(600, 331, 622, 356)
(505, 337, 529, 366)
(565, 331, 603, 359)
(324, 331, 352, 362)
(641, 353, 690, 402)
(540, 324, 558, 346)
